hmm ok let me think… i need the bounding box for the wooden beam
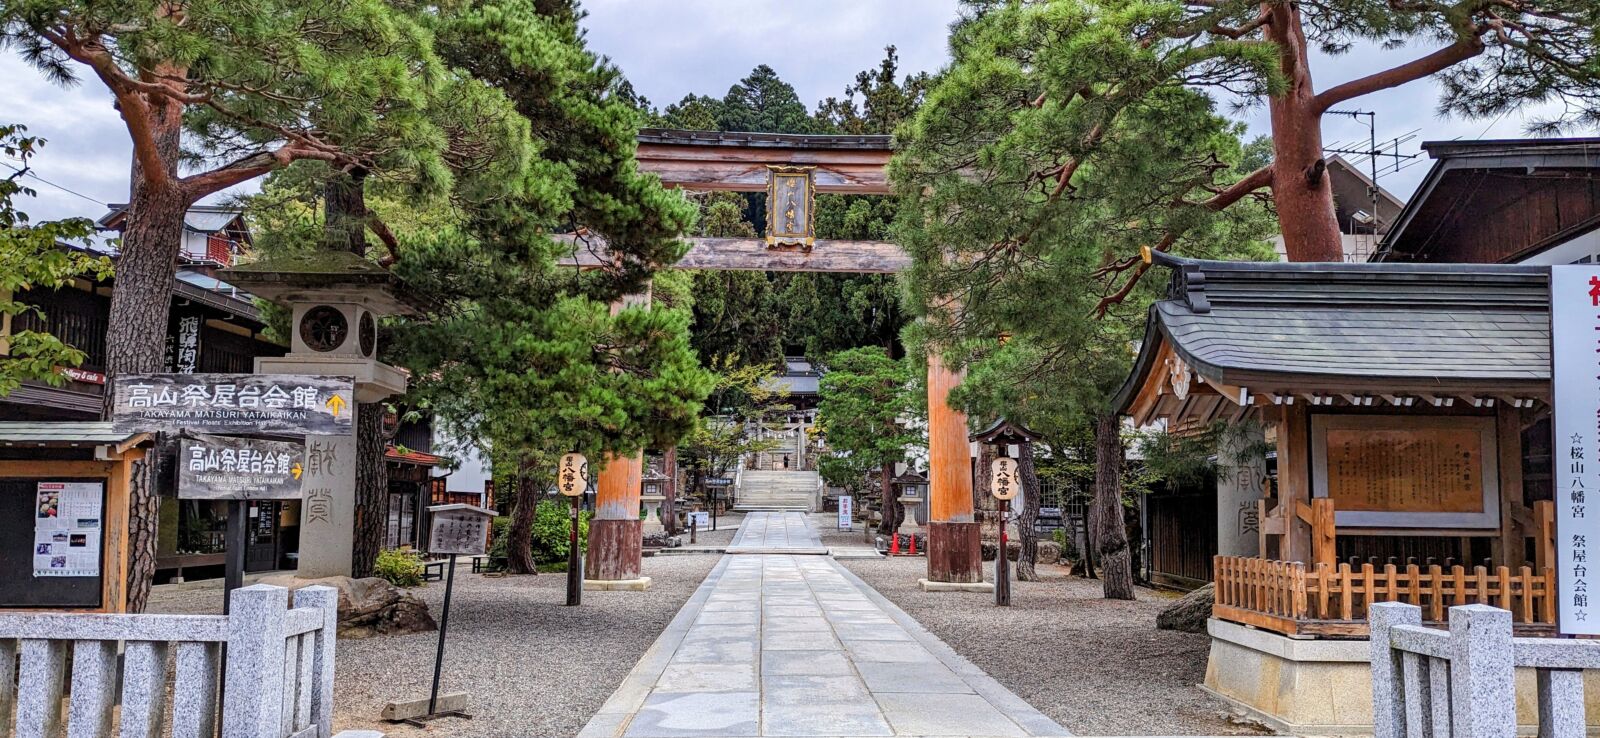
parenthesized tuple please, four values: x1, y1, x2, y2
(559, 235, 910, 274)
(636, 141, 892, 194)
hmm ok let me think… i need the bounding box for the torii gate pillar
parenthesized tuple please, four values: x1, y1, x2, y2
(584, 289, 653, 591)
(922, 352, 987, 589)
(585, 452, 649, 589)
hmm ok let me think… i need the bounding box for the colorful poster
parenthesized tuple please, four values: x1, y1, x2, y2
(838, 495, 853, 531)
(32, 481, 103, 577)
(1552, 265, 1600, 635)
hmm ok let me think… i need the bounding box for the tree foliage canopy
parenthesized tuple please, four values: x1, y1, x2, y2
(0, 125, 112, 396)
(816, 347, 924, 490)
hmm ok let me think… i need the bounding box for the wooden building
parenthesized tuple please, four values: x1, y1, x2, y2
(1115, 251, 1559, 731)
(1376, 137, 1600, 265)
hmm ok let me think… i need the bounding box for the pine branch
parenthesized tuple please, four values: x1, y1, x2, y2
(1313, 37, 1486, 113)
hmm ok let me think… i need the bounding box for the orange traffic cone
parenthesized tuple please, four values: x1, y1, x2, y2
(908, 534, 918, 556)
(889, 534, 901, 555)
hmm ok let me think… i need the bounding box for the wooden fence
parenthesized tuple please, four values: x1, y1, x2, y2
(0, 584, 373, 738)
(1371, 602, 1597, 738)
(1213, 555, 1557, 637)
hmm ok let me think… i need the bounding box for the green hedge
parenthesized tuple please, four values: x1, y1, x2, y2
(489, 499, 590, 567)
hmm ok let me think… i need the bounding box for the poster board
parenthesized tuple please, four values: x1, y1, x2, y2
(0, 478, 106, 608)
(1310, 414, 1499, 529)
(1551, 264, 1600, 634)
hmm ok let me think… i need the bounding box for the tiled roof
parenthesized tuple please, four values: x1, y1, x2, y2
(1116, 254, 1552, 410)
(0, 422, 149, 447)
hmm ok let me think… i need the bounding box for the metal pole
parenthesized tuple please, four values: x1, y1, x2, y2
(565, 496, 582, 606)
(996, 498, 1011, 606)
(428, 553, 457, 715)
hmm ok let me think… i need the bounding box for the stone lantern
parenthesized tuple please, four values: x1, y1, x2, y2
(220, 252, 425, 578)
(640, 469, 668, 536)
(892, 471, 929, 527)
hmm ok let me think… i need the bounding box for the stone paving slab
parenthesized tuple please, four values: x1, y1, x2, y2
(578, 512, 1071, 738)
(726, 511, 829, 555)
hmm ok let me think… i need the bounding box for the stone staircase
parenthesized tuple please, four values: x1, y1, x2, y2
(735, 469, 820, 511)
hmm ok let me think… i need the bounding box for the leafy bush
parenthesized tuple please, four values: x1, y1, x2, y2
(375, 548, 425, 588)
(488, 499, 590, 568)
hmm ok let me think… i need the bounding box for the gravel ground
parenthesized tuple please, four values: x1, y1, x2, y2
(671, 510, 746, 547)
(839, 555, 1274, 737)
(149, 554, 718, 738)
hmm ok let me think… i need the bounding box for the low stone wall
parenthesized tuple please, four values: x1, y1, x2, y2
(1201, 618, 1600, 734)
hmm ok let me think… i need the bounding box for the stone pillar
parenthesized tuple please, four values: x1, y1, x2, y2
(924, 352, 983, 586)
(295, 418, 360, 579)
(1217, 423, 1266, 559)
(585, 452, 648, 588)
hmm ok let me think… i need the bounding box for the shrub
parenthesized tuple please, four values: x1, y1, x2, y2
(488, 499, 590, 568)
(375, 547, 425, 588)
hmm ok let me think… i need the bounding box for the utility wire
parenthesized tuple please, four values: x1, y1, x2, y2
(0, 160, 110, 207)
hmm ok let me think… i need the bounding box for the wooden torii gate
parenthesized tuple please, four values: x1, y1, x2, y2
(571, 128, 984, 590)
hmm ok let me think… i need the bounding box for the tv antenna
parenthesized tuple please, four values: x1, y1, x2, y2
(1323, 110, 1422, 235)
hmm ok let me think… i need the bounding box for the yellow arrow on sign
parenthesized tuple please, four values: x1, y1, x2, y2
(291, 462, 303, 480)
(325, 394, 347, 418)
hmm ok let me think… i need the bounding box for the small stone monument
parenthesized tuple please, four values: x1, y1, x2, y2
(220, 252, 425, 579)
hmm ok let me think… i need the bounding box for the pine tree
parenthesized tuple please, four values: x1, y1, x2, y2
(895, 14, 1280, 596)
(934, 0, 1600, 273)
(717, 65, 821, 134)
(817, 347, 924, 536)
(3, 2, 455, 609)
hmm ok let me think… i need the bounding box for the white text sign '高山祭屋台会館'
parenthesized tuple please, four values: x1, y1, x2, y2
(111, 373, 355, 436)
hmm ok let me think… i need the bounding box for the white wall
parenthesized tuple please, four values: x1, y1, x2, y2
(431, 426, 494, 504)
(1513, 227, 1600, 266)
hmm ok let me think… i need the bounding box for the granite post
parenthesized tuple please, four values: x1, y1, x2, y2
(1217, 423, 1266, 558)
(1448, 604, 1515, 738)
(1368, 601, 1421, 738)
(295, 431, 361, 578)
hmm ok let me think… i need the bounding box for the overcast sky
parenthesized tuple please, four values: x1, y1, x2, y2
(3, 0, 1591, 223)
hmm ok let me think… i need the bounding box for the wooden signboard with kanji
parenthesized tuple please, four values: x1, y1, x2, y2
(1311, 415, 1498, 528)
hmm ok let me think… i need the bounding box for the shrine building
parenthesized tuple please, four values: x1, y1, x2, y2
(1115, 250, 1568, 732)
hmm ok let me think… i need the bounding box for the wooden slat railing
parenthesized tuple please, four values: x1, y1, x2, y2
(1213, 555, 1557, 637)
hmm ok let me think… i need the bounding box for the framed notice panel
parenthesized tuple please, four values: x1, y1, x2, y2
(0, 478, 106, 608)
(1310, 414, 1499, 529)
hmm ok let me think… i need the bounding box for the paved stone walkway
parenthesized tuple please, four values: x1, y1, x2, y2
(579, 514, 1069, 738)
(726, 511, 827, 555)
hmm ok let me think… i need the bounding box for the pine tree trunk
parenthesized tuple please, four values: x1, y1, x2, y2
(877, 462, 902, 535)
(507, 465, 539, 575)
(108, 99, 185, 613)
(320, 170, 388, 577)
(662, 446, 679, 535)
(1264, 2, 1344, 263)
(350, 403, 387, 577)
(1016, 441, 1041, 581)
(1092, 412, 1135, 600)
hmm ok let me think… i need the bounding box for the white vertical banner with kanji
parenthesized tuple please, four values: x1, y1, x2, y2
(1551, 265, 1600, 635)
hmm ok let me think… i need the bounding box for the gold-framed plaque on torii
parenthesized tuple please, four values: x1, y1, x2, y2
(766, 165, 816, 250)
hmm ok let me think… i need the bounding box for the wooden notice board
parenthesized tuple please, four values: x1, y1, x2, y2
(1311, 415, 1499, 529)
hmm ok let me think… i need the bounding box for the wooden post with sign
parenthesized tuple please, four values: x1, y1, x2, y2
(396, 503, 493, 727)
(991, 456, 1019, 606)
(558, 453, 588, 606)
(176, 432, 307, 612)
